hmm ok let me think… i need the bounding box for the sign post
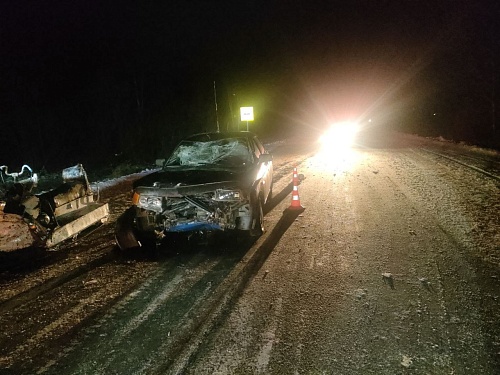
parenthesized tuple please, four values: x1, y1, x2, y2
(240, 107, 254, 131)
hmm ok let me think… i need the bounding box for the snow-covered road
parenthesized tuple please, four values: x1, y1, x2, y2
(185, 133, 500, 374)
(0, 131, 498, 375)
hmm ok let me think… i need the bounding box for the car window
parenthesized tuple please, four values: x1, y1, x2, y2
(165, 138, 252, 167)
(253, 137, 265, 154)
(249, 138, 262, 159)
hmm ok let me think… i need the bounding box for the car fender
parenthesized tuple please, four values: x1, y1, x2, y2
(115, 207, 141, 250)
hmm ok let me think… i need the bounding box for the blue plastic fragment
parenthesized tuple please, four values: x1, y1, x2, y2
(167, 222, 222, 232)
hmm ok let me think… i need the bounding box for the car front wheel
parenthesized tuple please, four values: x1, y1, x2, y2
(249, 197, 264, 237)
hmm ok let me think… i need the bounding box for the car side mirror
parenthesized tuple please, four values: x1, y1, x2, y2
(259, 154, 273, 163)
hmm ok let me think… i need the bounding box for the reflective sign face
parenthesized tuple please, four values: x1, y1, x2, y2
(240, 107, 254, 121)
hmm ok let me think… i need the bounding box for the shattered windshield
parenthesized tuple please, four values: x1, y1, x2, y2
(165, 138, 252, 167)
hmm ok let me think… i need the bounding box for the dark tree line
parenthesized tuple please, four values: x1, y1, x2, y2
(2, 0, 498, 175)
(395, 1, 500, 148)
(0, 1, 268, 172)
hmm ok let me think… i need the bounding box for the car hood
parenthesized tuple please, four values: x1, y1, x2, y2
(133, 165, 255, 191)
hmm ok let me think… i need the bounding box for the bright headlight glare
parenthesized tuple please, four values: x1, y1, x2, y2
(214, 189, 242, 201)
(320, 121, 359, 148)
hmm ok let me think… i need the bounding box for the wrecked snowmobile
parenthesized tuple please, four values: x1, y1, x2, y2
(115, 131, 273, 250)
(0, 164, 109, 251)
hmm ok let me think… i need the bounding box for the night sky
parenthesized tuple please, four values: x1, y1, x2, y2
(1, 0, 499, 171)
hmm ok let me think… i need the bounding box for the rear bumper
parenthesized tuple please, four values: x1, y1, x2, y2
(46, 202, 109, 247)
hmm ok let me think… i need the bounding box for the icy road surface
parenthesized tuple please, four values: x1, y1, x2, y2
(184, 133, 500, 374)
(0, 131, 498, 375)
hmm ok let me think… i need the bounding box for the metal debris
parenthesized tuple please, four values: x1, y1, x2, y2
(382, 272, 395, 289)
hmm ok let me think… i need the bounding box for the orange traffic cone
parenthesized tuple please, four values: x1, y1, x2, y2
(292, 166, 300, 186)
(288, 166, 304, 210)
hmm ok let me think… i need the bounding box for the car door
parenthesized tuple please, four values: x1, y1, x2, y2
(251, 136, 273, 202)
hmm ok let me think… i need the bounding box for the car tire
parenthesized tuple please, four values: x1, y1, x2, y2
(265, 180, 273, 212)
(250, 197, 264, 237)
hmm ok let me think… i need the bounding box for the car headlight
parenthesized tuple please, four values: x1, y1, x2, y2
(214, 189, 242, 201)
(319, 121, 359, 149)
(134, 193, 163, 211)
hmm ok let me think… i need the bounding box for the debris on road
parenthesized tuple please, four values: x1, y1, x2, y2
(382, 272, 395, 289)
(0, 164, 109, 251)
(401, 355, 413, 368)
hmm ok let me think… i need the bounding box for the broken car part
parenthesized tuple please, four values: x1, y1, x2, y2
(0, 164, 109, 251)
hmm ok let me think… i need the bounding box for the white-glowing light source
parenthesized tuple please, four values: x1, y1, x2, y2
(319, 121, 360, 150)
(313, 121, 361, 174)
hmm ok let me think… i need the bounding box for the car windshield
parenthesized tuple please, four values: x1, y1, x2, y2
(165, 137, 252, 167)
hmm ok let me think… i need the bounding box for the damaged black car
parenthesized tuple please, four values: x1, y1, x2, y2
(115, 131, 273, 250)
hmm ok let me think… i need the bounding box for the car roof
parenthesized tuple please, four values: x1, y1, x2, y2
(183, 131, 257, 142)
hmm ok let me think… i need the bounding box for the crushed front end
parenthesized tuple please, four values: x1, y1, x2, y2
(115, 182, 254, 250)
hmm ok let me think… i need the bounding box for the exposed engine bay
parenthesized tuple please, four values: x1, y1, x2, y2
(132, 183, 253, 236)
